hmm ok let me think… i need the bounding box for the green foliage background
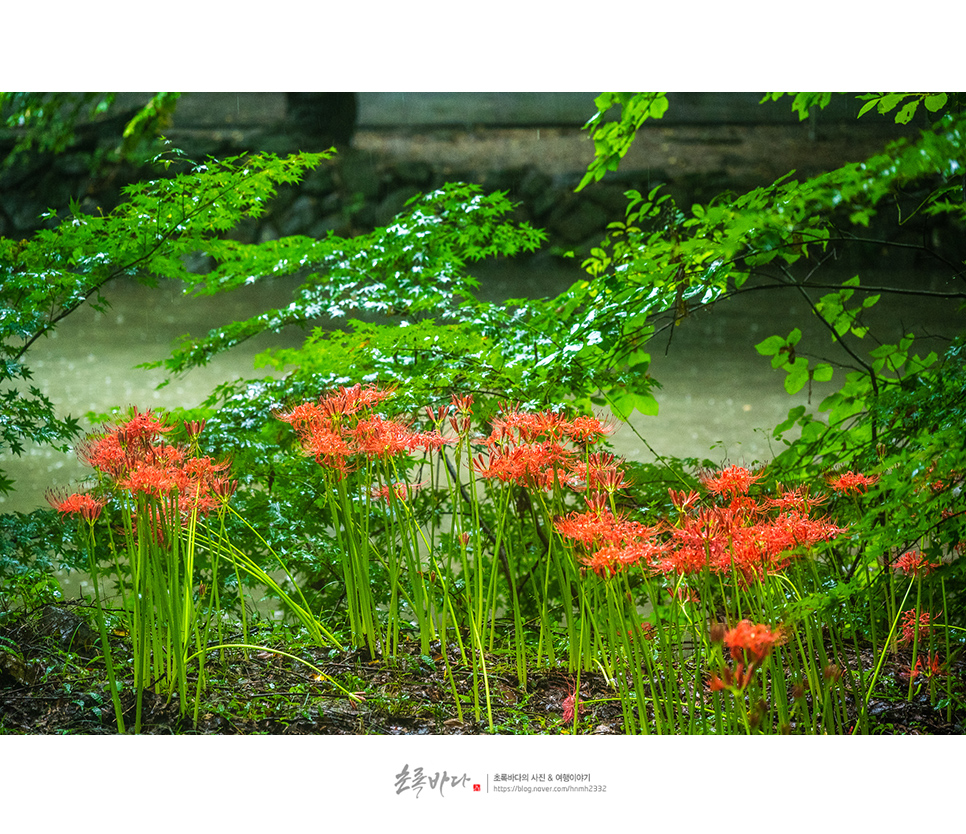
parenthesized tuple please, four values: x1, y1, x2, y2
(0, 92, 963, 636)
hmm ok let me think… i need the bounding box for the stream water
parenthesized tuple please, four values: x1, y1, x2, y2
(2, 259, 962, 514)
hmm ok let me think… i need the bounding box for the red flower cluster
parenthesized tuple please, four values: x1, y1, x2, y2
(899, 609, 937, 645)
(561, 685, 585, 724)
(893, 551, 937, 577)
(722, 619, 784, 663)
(828, 470, 879, 494)
(902, 652, 946, 681)
(276, 384, 449, 477)
(46, 489, 106, 521)
(473, 405, 613, 493)
(568, 452, 629, 497)
(488, 406, 611, 447)
(64, 409, 234, 518)
(554, 504, 660, 576)
(556, 462, 844, 582)
(709, 619, 783, 692)
(700, 465, 763, 497)
(554, 464, 846, 583)
(658, 483, 844, 582)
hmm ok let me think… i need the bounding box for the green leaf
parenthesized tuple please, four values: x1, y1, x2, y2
(878, 93, 903, 114)
(577, 93, 669, 192)
(755, 335, 786, 356)
(783, 356, 810, 394)
(773, 405, 807, 438)
(813, 363, 834, 382)
(608, 389, 659, 420)
(896, 100, 919, 124)
(635, 391, 660, 416)
(857, 98, 881, 119)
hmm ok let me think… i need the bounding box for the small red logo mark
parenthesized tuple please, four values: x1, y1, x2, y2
(473, 784, 481, 792)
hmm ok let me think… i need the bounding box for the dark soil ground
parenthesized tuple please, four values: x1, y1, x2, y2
(2, 601, 963, 735)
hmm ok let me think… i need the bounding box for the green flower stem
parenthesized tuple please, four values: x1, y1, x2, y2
(82, 520, 126, 734)
(857, 576, 915, 732)
(907, 579, 923, 702)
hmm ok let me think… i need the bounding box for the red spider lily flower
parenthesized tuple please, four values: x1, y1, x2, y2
(724, 620, 783, 663)
(900, 653, 946, 682)
(554, 506, 651, 549)
(561, 684, 586, 724)
(594, 465, 629, 496)
(306, 425, 352, 458)
(371, 481, 427, 502)
(667, 584, 700, 605)
(568, 452, 629, 496)
(899, 610, 937, 645)
(527, 410, 569, 442)
(559, 504, 665, 577)
(76, 432, 128, 478)
(177, 456, 233, 513)
(651, 544, 709, 576)
(710, 622, 780, 695)
(424, 404, 449, 425)
(893, 551, 936, 577)
(183, 419, 207, 439)
(475, 442, 575, 490)
(828, 470, 879, 494)
(117, 407, 171, 444)
(327, 383, 396, 417)
(180, 455, 230, 482)
(274, 400, 323, 430)
(668, 488, 700, 512)
(709, 662, 756, 692)
(561, 414, 611, 444)
(118, 462, 187, 499)
(753, 511, 846, 575)
(627, 622, 658, 640)
(700, 465, 762, 497)
(114, 441, 190, 497)
(408, 428, 452, 453)
(490, 406, 561, 444)
(921, 653, 946, 679)
(767, 485, 826, 513)
(472, 451, 520, 483)
(447, 413, 473, 437)
(447, 394, 474, 435)
(349, 416, 418, 458)
(70, 410, 234, 523)
(579, 543, 634, 576)
(655, 491, 846, 582)
(210, 478, 238, 502)
(489, 405, 596, 447)
(76, 410, 180, 480)
(46, 489, 106, 521)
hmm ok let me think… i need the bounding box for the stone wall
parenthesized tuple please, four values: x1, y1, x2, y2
(0, 93, 920, 259)
(113, 92, 897, 130)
